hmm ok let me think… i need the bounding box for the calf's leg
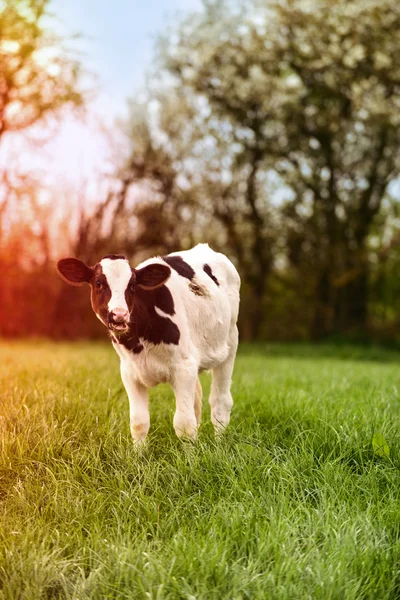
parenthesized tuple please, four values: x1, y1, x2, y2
(194, 378, 203, 427)
(172, 362, 199, 440)
(120, 364, 150, 443)
(209, 325, 238, 434)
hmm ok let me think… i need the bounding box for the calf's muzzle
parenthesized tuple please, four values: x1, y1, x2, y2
(108, 308, 129, 331)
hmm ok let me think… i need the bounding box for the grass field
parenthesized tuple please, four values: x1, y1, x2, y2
(1, 341, 400, 599)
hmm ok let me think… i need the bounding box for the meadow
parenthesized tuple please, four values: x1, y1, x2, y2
(0, 340, 400, 599)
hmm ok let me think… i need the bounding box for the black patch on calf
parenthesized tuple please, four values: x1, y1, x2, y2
(124, 273, 136, 311)
(162, 255, 195, 280)
(132, 343, 144, 354)
(102, 254, 127, 261)
(203, 264, 219, 286)
(90, 264, 111, 325)
(117, 284, 179, 352)
(115, 332, 144, 354)
(153, 285, 175, 315)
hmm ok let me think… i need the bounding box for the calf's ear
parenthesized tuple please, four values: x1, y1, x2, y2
(57, 258, 92, 286)
(135, 264, 171, 290)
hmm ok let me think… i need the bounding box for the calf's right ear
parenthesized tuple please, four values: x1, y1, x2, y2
(57, 258, 92, 286)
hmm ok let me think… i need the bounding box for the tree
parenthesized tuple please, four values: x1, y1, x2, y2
(0, 0, 84, 140)
(117, 81, 282, 338)
(156, 0, 400, 337)
(0, 0, 85, 235)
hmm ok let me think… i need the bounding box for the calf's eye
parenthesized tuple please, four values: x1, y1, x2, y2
(95, 281, 103, 289)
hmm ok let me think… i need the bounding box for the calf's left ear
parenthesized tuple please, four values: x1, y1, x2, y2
(57, 258, 92, 286)
(135, 264, 171, 290)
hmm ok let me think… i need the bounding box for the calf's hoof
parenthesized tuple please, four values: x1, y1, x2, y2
(173, 416, 198, 442)
(130, 421, 150, 444)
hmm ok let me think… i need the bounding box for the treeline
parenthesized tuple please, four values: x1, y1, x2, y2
(2, 0, 400, 342)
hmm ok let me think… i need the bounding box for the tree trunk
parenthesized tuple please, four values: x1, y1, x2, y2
(334, 264, 369, 336)
(240, 284, 266, 341)
(311, 268, 334, 339)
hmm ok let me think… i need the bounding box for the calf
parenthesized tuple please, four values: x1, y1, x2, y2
(57, 244, 240, 442)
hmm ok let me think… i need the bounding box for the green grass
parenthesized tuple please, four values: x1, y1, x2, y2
(1, 341, 400, 599)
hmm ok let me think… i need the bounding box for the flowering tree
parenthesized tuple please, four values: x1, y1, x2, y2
(156, 0, 400, 337)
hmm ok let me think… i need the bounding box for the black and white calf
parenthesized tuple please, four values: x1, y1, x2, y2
(57, 244, 240, 442)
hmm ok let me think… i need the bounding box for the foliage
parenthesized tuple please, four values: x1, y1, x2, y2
(0, 0, 84, 139)
(2, 0, 400, 341)
(113, 0, 400, 339)
(1, 341, 400, 598)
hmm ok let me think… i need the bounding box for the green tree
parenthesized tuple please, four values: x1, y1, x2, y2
(0, 0, 83, 140)
(0, 0, 85, 238)
(117, 84, 282, 337)
(156, 0, 400, 337)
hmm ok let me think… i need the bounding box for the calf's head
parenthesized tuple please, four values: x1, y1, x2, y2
(57, 255, 170, 334)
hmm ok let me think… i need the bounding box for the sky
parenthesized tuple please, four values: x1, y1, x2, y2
(52, 0, 202, 115)
(2, 0, 203, 189)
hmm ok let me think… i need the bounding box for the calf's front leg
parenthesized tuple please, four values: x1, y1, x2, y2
(120, 364, 150, 443)
(172, 363, 198, 441)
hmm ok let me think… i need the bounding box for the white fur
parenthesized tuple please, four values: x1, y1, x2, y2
(100, 258, 132, 313)
(112, 244, 240, 442)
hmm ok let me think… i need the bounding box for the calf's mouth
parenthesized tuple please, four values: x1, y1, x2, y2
(108, 322, 130, 334)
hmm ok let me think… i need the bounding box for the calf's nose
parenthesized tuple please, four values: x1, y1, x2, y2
(111, 308, 129, 323)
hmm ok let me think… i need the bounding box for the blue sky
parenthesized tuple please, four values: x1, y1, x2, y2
(52, 0, 203, 115)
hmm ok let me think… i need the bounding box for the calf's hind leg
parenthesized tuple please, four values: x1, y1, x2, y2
(209, 325, 238, 434)
(194, 378, 203, 426)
